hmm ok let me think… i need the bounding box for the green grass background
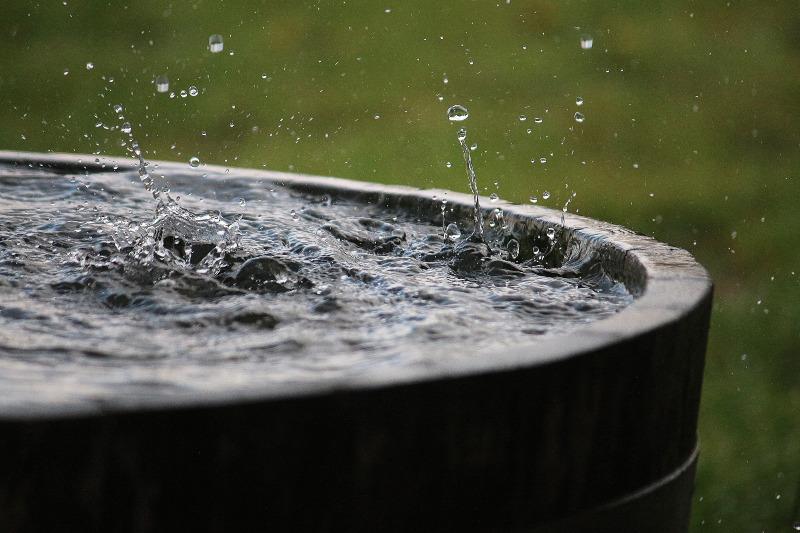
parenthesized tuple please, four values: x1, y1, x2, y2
(2, 0, 799, 529)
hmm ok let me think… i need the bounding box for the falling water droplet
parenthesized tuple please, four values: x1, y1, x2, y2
(534, 117, 543, 124)
(188, 85, 199, 96)
(445, 223, 461, 241)
(155, 75, 169, 93)
(208, 34, 224, 53)
(447, 104, 469, 122)
(290, 209, 298, 220)
(189, 157, 201, 168)
(239, 198, 246, 207)
(518, 115, 527, 122)
(542, 191, 551, 199)
(445, 161, 452, 168)
(113, 104, 124, 114)
(580, 34, 594, 50)
(121, 122, 132, 134)
(489, 193, 499, 202)
(576, 96, 584, 106)
(529, 195, 538, 204)
(63, 68, 69, 76)
(85, 62, 94, 70)
(574, 112, 585, 123)
(546, 227, 556, 239)
(180, 90, 188, 98)
(539, 157, 547, 164)
(457, 128, 467, 141)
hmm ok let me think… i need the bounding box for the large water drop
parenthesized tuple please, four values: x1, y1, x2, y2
(580, 35, 593, 50)
(208, 34, 224, 53)
(155, 75, 169, 93)
(447, 104, 469, 122)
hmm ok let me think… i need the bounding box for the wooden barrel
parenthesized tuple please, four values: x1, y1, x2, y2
(0, 152, 712, 532)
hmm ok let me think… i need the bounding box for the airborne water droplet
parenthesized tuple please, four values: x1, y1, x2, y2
(121, 122, 132, 134)
(113, 104, 123, 114)
(208, 34, 224, 53)
(518, 115, 527, 122)
(534, 117, 543, 124)
(155, 75, 169, 93)
(85, 62, 94, 70)
(542, 191, 551, 199)
(529, 195, 538, 204)
(457, 128, 467, 141)
(447, 104, 469, 122)
(580, 34, 593, 50)
(188, 85, 199, 97)
(576, 96, 584, 106)
(574, 112, 585, 123)
(445, 223, 461, 241)
(189, 157, 201, 168)
(546, 227, 556, 239)
(489, 193, 499, 202)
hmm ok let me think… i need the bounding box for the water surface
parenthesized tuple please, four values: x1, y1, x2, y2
(0, 162, 631, 408)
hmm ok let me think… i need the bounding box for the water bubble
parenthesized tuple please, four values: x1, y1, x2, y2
(574, 112, 585, 123)
(529, 195, 538, 203)
(576, 96, 584, 106)
(580, 34, 593, 50)
(518, 115, 527, 122)
(489, 193, 499, 202)
(507, 239, 520, 259)
(457, 128, 467, 141)
(542, 191, 551, 199)
(447, 104, 469, 122)
(121, 122, 132, 134)
(113, 104, 123, 114)
(85, 62, 94, 70)
(188, 85, 199, 96)
(208, 34, 224, 53)
(546, 227, 556, 239)
(155, 75, 169, 93)
(189, 156, 201, 168)
(445, 223, 461, 241)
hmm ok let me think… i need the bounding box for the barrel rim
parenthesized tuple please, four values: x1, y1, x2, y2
(0, 150, 713, 420)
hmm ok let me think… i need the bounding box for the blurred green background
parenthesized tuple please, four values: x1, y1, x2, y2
(1, 0, 798, 529)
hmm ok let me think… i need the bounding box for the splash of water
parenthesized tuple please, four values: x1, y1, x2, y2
(447, 105, 484, 241)
(111, 103, 240, 276)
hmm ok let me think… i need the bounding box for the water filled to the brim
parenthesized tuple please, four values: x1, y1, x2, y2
(0, 160, 631, 408)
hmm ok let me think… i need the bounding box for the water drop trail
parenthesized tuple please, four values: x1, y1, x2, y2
(457, 128, 484, 241)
